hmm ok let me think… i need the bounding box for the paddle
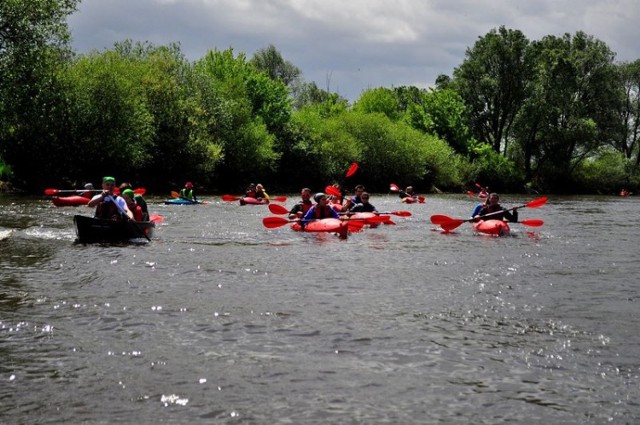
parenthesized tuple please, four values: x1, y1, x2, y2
(262, 215, 390, 229)
(101, 194, 151, 242)
(430, 196, 548, 231)
(149, 214, 164, 223)
(325, 185, 341, 197)
(45, 187, 145, 196)
(346, 162, 358, 178)
(171, 191, 208, 205)
(222, 194, 286, 203)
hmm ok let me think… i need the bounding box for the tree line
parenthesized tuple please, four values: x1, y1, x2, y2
(2, 1, 639, 195)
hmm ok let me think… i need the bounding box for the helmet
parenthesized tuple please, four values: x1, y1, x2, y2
(185, 182, 193, 188)
(314, 193, 326, 202)
(84, 183, 94, 190)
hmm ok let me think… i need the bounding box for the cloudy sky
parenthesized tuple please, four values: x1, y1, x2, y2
(67, 0, 640, 102)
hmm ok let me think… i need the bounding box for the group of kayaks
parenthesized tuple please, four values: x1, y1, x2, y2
(46, 185, 548, 242)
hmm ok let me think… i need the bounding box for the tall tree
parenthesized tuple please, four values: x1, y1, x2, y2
(453, 26, 531, 156)
(612, 60, 640, 164)
(250, 44, 301, 87)
(0, 0, 79, 188)
(512, 32, 619, 189)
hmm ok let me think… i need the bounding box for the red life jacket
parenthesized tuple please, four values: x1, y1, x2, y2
(313, 205, 335, 219)
(95, 199, 121, 220)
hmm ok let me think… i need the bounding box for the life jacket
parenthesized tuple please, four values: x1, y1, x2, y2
(300, 200, 313, 213)
(313, 205, 335, 219)
(95, 198, 122, 220)
(245, 189, 256, 198)
(180, 188, 193, 200)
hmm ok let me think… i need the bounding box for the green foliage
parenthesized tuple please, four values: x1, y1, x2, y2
(353, 88, 401, 121)
(573, 150, 634, 194)
(467, 140, 523, 191)
(250, 44, 301, 86)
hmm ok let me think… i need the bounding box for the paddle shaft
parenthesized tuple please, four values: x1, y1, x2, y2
(104, 195, 151, 241)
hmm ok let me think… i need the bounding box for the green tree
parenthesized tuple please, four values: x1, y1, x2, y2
(0, 0, 79, 188)
(453, 26, 531, 156)
(512, 32, 619, 191)
(250, 44, 301, 86)
(612, 60, 640, 164)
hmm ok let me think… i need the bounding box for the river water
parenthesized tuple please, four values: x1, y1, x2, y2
(1, 193, 638, 424)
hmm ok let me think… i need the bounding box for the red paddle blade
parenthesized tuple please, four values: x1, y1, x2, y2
(525, 196, 548, 208)
(519, 219, 544, 227)
(134, 188, 146, 195)
(389, 183, 399, 192)
(418, 196, 426, 203)
(466, 191, 475, 196)
(347, 220, 365, 232)
(345, 162, 358, 177)
(262, 216, 290, 228)
(475, 183, 483, 189)
(221, 194, 239, 202)
(150, 214, 164, 223)
(390, 210, 411, 217)
(268, 203, 289, 215)
(430, 215, 456, 225)
(271, 196, 287, 203)
(325, 186, 341, 197)
(44, 188, 60, 195)
(383, 220, 396, 225)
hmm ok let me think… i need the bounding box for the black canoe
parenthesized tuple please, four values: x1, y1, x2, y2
(73, 215, 155, 243)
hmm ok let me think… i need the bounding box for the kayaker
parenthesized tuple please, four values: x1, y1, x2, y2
(301, 193, 340, 225)
(88, 176, 133, 220)
(288, 188, 314, 219)
(470, 197, 489, 218)
(348, 192, 378, 213)
(343, 184, 365, 210)
(180, 182, 197, 202)
(245, 183, 257, 198)
(120, 182, 149, 220)
(397, 185, 417, 201)
(122, 189, 144, 221)
(474, 193, 518, 222)
(255, 184, 270, 200)
(81, 183, 94, 198)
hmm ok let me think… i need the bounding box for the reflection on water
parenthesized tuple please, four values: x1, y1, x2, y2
(0, 194, 639, 423)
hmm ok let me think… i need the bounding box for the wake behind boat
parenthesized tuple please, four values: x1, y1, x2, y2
(73, 215, 155, 243)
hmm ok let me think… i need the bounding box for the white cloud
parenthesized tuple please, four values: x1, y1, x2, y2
(68, 0, 640, 101)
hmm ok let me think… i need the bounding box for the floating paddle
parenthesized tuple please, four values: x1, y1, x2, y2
(345, 162, 358, 177)
(430, 196, 548, 231)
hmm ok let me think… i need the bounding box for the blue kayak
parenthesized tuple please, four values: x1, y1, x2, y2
(164, 198, 202, 205)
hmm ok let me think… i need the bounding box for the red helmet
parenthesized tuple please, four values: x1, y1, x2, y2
(185, 182, 193, 188)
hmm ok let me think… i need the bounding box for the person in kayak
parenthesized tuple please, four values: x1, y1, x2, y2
(88, 176, 133, 220)
(470, 197, 489, 218)
(180, 182, 198, 202)
(348, 192, 378, 213)
(288, 187, 314, 219)
(343, 184, 365, 210)
(255, 184, 270, 200)
(245, 183, 257, 198)
(301, 193, 340, 225)
(121, 189, 144, 221)
(120, 182, 149, 220)
(81, 183, 94, 198)
(474, 193, 518, 222)
(397, 185, 418, 201)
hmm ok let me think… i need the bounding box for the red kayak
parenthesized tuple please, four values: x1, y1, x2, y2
(291, 218, 348, 238)
(52, 196, 90, 207)
(239, 197, 269, 205)
(401, 196, 425, 204)
(473, 219, 510, 236)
